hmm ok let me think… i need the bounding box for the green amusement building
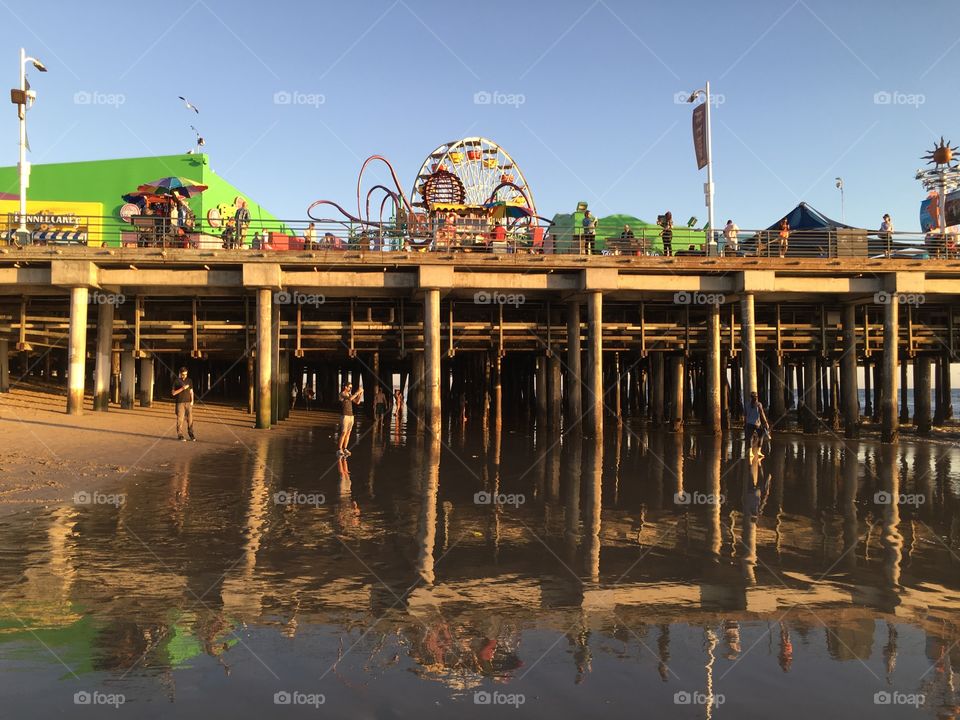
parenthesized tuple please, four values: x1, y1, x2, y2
(0, 154, 283, 246)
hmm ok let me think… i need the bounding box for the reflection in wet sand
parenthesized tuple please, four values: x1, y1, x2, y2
(1, 421, 960, 716)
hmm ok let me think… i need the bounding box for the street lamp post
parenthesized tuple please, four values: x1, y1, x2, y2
(688, 82, 716, 254)
(835, 177, 845, 223)
(14, 48, 47, 245)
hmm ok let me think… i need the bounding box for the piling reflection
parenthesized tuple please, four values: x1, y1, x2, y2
(0, 426, 959, 717)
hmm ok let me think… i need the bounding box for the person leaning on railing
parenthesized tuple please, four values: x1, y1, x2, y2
(777, 218, 790, 258)
(234, 200, 251, 249)
(723, 219, 739, 257)
(878, 214, 893, 257)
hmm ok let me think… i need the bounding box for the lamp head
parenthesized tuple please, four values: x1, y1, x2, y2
(31, 59, 47, 72)
(687, 91, 698, 103)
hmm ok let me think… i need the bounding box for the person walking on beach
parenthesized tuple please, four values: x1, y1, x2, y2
(374, 385, 388, 432)
(291, 383, 298, 410)
(744, 391, 771, 460)
(337, 381, 363, 457)
(172, 366, 197, 442)
(304, 386, 315, 411)
(777, 218, 790, 258)
(723, 219, 739, 257)
(660, 212, 673, 256)
(582, 210, 597, 255)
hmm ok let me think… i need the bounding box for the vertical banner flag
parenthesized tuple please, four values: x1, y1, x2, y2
(692, 103, 707, 170)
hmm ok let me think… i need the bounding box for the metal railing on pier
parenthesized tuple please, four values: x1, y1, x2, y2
(1, 217, 956, 260)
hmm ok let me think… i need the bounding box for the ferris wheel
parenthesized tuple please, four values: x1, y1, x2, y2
(412, 137, 536, 216)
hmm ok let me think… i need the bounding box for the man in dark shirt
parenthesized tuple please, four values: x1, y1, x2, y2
(172, 366, 197, 441)
(234, 200, 251, 249)
(337, 382, 363, 457)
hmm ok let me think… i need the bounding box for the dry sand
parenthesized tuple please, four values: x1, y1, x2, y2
(0, 384, 337, 510)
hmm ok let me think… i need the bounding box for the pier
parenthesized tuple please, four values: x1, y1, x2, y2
(0, 246, 956, 442)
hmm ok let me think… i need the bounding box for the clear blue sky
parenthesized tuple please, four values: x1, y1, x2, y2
(4, 0, 955, 229)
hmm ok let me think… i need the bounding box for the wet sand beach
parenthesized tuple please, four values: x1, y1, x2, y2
(0, 385, 338, 509)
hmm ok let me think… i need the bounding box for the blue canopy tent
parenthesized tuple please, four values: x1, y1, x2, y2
(747, 202, 875, 257)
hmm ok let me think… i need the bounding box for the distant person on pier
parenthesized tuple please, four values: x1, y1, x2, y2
(305, 385, 315, 410)
(777, 218, 790, 258)
(337, 382, 363, 457)
(744, 391, 771, 461)
(659, 212, 673, 256)
(172, 366, 197, 442)
(618, 224, 634, 256)
(723, 219, 740, 256)
(879, 213, 894, 256)
(582, 210, 597, 255)
(234, 199, 251, 249)
(304, 222, 317, 250)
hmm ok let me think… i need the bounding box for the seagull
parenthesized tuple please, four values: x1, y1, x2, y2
(178, 96, 199, 114)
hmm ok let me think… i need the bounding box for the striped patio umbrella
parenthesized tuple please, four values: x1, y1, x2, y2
(136, 176, 208, 198)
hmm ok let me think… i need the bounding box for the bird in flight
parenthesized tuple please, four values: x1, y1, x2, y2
(178, 96, 199, 114)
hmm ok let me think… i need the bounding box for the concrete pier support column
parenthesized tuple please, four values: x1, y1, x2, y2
(586, 291, 603, 437)
(410, 352, 425, 421)
(670, 355, 684, 432)
(740, 293, 758, 414)
(651, 352, 664, 426)
(706, 303, 722, 434)
(873, 361, 883, 423)
(829, 360, 841, 430)
(93, 302, 114, 410)
(881, 297, 899, 443)
(493, 353, 502, 433)
(271, 300, 281, 425)
(247, 354, 255, 414)
(900, 358, 910, 424)
(549, 353, 562, 428)
(944, 352, 954, 420)
(111, 349, 121, 405)
(0, 339, 9, 393)
(278, 352, 290, 421)
(770, 352, 787, 429)
(138, 356, 154, 407)
(613, 352, 622, 422)
(566, 300, 582, 425)
(256, 288, 272, 429)
(802, 354, 819, 434)
(841, 304, 859, 438)
(786, 362, 796, 408)
(863, 358, 873, 418)
(914, 355, 932, 436)
(423, 288, 441, 435)
(935, 351, 952, 424)
(120, 350, 136, 409)
(66, 287, 89, 415)
(536, 355, 548, 421)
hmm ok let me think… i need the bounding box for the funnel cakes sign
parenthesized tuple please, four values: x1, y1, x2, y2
(0, 199, 103, 245)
